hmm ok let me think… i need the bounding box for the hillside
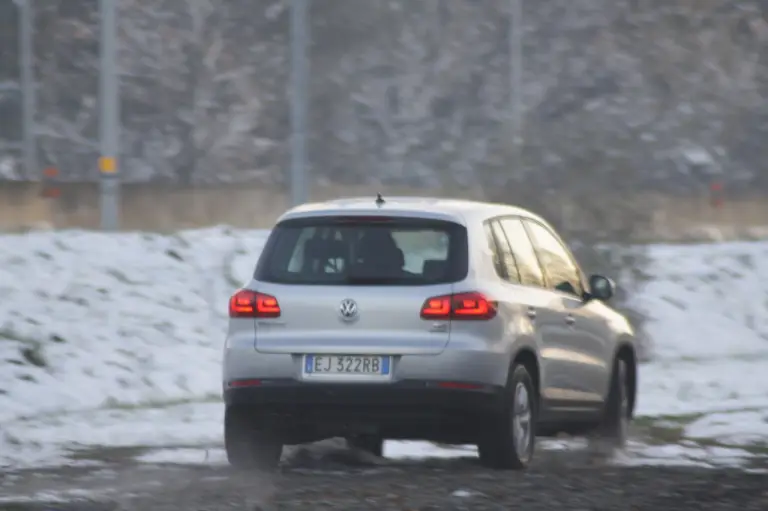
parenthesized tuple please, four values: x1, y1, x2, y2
(0, 0, 767, 192)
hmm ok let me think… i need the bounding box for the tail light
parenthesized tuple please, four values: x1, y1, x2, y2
(228, 289, 281, 318)
(420, 292, 497, 320)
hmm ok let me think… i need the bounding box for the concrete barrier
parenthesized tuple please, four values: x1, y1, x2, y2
(1, 181, 766, 242)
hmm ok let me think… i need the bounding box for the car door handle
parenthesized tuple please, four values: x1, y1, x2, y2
(565, 314, 576, 326)
(526, 307, 537, 319)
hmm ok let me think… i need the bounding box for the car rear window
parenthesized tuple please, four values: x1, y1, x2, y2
(254, 216, 468, 285)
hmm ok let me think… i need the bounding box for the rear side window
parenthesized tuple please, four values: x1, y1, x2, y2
(483, 222, 508, 280)
(498, 217, 545, 288)
(255, 216, 468, 285)
(488, 220, 521, 284)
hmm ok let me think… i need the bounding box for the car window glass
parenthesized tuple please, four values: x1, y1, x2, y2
(490, 221, 521, 283)
(483, 222, 507, 280)
(258, 217, 468, 286)
(392, 230, 448, 273)
(524, 221, 583, 296)
(287, 227, 317, 272)
(498, 218, 545, 288)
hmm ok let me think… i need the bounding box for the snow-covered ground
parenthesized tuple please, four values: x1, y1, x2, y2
(1, 228, 766, 470)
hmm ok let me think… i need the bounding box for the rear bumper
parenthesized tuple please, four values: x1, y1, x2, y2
(224, 378, 505, 409)
(223, 379, 506, 442)
(223, 342, 512, 389)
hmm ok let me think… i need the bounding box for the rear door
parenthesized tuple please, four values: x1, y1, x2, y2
(250, 215, 468, 356)
(494, 217, 569, 400)
(522, 219, 607, 404)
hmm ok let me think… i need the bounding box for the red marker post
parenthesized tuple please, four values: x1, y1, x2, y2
(41, 167, 60, 198)
(709, 181, 724, 209)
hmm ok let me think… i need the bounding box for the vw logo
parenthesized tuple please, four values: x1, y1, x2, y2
(338, 298, 359, 321)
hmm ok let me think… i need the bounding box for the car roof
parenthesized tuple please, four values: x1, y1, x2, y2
(275, 196, 545, 226)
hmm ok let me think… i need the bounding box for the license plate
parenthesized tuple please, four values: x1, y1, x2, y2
(303, 355, 391, 378)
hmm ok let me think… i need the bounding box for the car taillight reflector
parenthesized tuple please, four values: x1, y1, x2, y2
(420, 292, 497, 320)
(437, 381, 484, 390)
(228, 379, 262, 388)
(228, 289, 281, 318)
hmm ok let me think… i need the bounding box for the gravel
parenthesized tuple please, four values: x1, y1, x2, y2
(2, 446, 767, 511)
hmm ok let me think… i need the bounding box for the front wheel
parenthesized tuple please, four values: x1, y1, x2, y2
(477, 363, 537, 470)
(224, 406, 283, 470)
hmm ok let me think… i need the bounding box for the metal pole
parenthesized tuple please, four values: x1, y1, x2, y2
(99, 0, 120, 230)
(18, 0, 37, 178)
(289, 0, 309, 206)
(509, 0, 523, 160)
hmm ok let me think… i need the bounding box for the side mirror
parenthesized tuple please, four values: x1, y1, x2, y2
(588, 274, 615, 302)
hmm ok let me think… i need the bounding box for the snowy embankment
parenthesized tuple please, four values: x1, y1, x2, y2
(1, 228, 767, 469)
(0, 227, 267, 422)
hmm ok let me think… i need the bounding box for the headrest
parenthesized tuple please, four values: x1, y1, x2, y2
(358, 230, 397, 249)
(304, 238, 347, 260)
(394, 247, 405, 267)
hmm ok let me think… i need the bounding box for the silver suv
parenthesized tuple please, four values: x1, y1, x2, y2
(222, 196, 637, 470)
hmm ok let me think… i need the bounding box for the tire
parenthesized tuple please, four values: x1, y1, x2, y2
(346, 435, 384, 457)
(224, 406, 283, 470)
(477, 363, 537, 470)
(600, 357, 631, 449)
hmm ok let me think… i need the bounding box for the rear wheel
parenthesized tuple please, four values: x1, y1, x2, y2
(477, 363, 536, 470)
(346, 434, 384, 457)
(600, 357, 631, 448)
(224, 406, 283, 470)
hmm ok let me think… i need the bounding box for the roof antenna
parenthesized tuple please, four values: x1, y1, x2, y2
(375, 193, 385, 207)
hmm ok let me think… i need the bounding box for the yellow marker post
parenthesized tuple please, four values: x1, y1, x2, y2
(99, 156, 117, 174)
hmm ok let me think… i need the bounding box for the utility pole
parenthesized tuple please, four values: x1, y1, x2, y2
(18, 0, 37, 178)
(289, 0, 309, 207)
(509, 0, 523, 166)
(99, 0, 120, 230)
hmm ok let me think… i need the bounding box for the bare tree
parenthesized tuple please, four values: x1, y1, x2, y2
(118, 0, 280, 183)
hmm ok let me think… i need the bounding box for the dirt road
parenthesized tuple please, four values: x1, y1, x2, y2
(2, 444, 766, 511)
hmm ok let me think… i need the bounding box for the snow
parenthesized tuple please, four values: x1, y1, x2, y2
(0, 488, 117, 504)
(686, 410, 768, 446)
(2, 403, 223, 468)
(614, 442, 754, 469)
(385, 442, 475, 459)
(135, 446, 227, 465)
(681, 146, 715, 167)
(631, 241, 768, 450)
(0, 227, 268, 424)
(1, 228, 767, 470)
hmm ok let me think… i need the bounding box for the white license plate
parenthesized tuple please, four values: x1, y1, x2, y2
(303, 355, 391, 378)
